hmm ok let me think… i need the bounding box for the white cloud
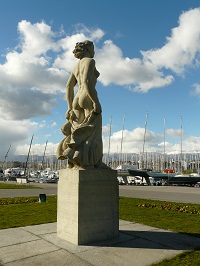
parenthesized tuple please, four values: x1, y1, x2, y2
(15, 142, 58, 156)
(102, 124, 111, 134)
(0, 118, 39, 160)
(166, 129, 182, 138)
(96, 8, 200, 92)
(95, 40, 174, 92)
(18, 20, 58, 56)
(51, 122, 57, 127)
(103, 127, 163, 154)
(142, 8, 200, 74)
(183, 136, 200, 153)
(191, 83, 200, 96)
(103, 127, 200, 156)
(133, 75, 174, 93)
(0, 22, 67, 121)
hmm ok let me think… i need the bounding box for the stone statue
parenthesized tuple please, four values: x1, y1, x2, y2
(56, 40, 105, 169)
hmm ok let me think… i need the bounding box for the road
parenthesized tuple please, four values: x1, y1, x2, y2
(0, 182, 57, 198)
(0, 181, 200, 204)
(119, 185, 200, 204)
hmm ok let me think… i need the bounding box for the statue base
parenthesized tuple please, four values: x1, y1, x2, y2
(57, 168, 119, 245)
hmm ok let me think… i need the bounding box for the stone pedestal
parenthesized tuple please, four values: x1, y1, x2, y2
(57, 168, 119, 245)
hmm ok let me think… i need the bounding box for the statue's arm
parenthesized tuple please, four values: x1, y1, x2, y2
(83, 59, 102, 114)
(66, 73, 77, 118)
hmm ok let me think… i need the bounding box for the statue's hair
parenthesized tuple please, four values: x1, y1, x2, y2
(73, 40, 94, 58)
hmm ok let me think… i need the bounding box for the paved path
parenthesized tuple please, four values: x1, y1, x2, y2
(1, 220, 200, 266)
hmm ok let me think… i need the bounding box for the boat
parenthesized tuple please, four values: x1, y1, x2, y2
(127, 169, 200, 186)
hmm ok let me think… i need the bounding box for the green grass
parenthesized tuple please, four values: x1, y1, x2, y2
(0, 183, 40, 189)
(0, 196, 57, 228)
(119, 197, 200, 237)
(0, 196, 200, 265)
(151, 249, 200, 265)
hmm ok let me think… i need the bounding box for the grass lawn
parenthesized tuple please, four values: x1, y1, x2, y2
(0, 196, 57, 228)
(119, 197, 200, 237)
(150, 249, 200, 265)
(0, 195, 200, 265)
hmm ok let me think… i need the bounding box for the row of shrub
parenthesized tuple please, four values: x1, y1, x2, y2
(0, 197, 39, 205)
(137, 202, 200, 214)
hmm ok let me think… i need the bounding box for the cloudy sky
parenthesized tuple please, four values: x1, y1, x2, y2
(1, 0, 200, 161)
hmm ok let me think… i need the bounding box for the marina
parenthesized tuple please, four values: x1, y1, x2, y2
(1, 155, 200, 188)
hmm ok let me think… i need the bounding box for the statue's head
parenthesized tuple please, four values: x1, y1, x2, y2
(73, 40, 94, 59)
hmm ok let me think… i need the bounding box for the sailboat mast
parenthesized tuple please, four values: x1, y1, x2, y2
(42, 140, 48, 170)
(119, 113, 125, 165)
(180, 116, 183, 160)
(142, 112, 148, 155)
(164, 117, 166, 156)
(164, 117, 166, 170)
(107, 116, 112, 165)
(2, 144, 11, 169)
(180, 117, 183, 172)
(142, 112, 148, 168)
(24, 135, 34, 177)
(2, 145, 11, 183)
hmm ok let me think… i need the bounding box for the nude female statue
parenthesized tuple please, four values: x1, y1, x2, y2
(56, 40, 104, 169)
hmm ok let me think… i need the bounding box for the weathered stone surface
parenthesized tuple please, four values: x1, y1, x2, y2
(57, 168, 119, 245)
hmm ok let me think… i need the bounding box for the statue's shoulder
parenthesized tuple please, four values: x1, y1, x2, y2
(81, 58, 95, 69)
(82, 57, 95, 63)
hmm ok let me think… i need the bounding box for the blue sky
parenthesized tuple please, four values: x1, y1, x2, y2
(1, 0, 200, 160)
